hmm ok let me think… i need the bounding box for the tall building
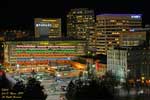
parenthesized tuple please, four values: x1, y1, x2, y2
(34, 18, 61, 38)
(67, 8, 95, 51)
(95, 14, 142, 55)
(107, 46, 150, 82)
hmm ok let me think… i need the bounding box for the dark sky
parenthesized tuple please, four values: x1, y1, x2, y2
(0, 0, 149, 32)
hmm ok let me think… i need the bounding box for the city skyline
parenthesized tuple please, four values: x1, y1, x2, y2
(1, 1, 150, 99)
(0, 0, 148, 32)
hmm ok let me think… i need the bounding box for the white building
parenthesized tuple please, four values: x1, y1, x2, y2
(107, 46, 150, 82)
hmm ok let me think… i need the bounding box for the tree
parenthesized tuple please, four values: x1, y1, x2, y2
(11, 77, 47, 100)
(65, 77, 116, 100)
(0, 70, 12, 89)
(12, 80, 25, 93)
(79, 71, 83, 79)
(66, 80, 76, 100)
(104, 71, 120, 86)
(0, 70, 14, 99)
(23, 77, 47, 100)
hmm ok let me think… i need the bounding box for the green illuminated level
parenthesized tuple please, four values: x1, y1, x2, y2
(16, 49, 76, 53)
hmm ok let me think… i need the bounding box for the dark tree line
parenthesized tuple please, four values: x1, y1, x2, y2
(12, 77, 47, 100)
(0, 70, 12, 89)
(0, 70, 47, 100)
(65, 71, 119, 100)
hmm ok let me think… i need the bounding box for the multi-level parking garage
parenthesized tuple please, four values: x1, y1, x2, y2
(3, 40, 86, 74)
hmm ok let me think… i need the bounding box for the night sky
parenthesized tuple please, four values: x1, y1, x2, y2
(0, 0, 148, 33)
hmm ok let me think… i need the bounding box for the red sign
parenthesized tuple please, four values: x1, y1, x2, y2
(96, 62, 101, 71)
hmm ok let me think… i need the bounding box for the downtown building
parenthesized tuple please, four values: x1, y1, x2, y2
(129, 27, 150, 45)
(3, 39, 86, 73)
(107, 46, 150, 82)
(67, 8, 95, 52)
(35, 18, 61, 38)
(119, 31, 146, 46)
(95, 14, 142, 55)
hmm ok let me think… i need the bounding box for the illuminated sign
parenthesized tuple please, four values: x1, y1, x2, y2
(36, 23, 51, 27)
(131, 15, 141, 19)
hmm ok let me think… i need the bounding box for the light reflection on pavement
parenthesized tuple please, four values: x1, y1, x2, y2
(41, 79, 68, 100)
(9, 72, 71, 100)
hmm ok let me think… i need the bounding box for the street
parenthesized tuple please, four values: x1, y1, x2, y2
(8, 71, 72, 100)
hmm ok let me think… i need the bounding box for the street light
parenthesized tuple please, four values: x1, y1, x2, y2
(30, 58, 34, 62)
(141, 76, 145, 84)
(16, 64, 20, 71)
(67, 57, 71, 60)
(30, 58, 34, 70)
(16, 64, 20, 75)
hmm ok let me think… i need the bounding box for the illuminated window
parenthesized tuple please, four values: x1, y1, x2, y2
(115, 38, 119, 41)
(108, 42, 112, 44)
(122, 20, 126, 23)
(116, 23, 123, 25)
(128, 53, 130, 56)
(97, 32, 102, 35)
(110, 20, 116, 22)
(54, 24, 59, 28)
(112, 32, 120, 35)
(122, 29, 126, 31)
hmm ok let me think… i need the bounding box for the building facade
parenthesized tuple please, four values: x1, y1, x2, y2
(95, 14, 142, 55)
(119, 31, 146, 46)
(35, 18, 61, 38)
(3, 40, 86, 72)
(67, 8, 95, 39)
(67, 8, 95, 52)
(107, 46, 150, 81)
(129, 27, 150, 46)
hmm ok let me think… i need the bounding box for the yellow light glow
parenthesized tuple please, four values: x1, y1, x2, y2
(40, 42, 49, 45)
(122, 29, 126, 31)
(110, 20, 116, 22)
(112, 32, 120, 35)
(108, 42, 112, 44)
(115, 38, 119, 41)
(77, 16, 82, 18)
(141, 76, 145, 80)
(42, 19, 57, 22)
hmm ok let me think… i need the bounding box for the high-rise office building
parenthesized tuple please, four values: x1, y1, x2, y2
(67, 8, 95, 50)
(95, 14, 142, 55)
(35, 18, 61, 38)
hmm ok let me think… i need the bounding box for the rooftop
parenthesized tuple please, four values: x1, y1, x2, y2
(5, 36, 86, 42)
(114, 46, 150, 50)
(97, 14, 142, 17)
